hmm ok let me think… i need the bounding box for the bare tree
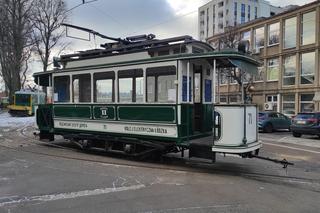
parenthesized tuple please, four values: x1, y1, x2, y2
(217, 26, 240, 50)
(0, 0, 34, 101)
(31, 0, 68, 72)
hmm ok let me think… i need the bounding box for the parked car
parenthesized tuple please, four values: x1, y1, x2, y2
(258, 112, 291, 133)
(291, 112, 320, 137)
(283, 110, 296, 120)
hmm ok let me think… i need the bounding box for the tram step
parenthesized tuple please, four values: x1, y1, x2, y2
(189, 143, 214, 161)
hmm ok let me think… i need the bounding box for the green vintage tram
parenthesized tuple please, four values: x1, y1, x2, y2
(34, 34, 261, 162)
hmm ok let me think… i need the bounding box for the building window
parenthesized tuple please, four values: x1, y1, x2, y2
(254, 66, 264, 82)
(283, 55, 296, 86)
(282, 94, 295, 116)
(266, 95, 277, 111)
(254, 7, 257, 19)
(267, 58, 279, 81)
(241, 4, 245, 24)
(219, 69, 228, 84)
(268, 22, 280, 46)
(254, 27, 264, 51)
(248, 5, 251, 21)
(301, 52, 315, 85)
(283, 17, 297, 49)
(220, 95, 227, 103)
(241, 31, 251, 48)
(218, 1, 224, 7)
(300, 94, 314, 112)
(301, 11, 316, 45)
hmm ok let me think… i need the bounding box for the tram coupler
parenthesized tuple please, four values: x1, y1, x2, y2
(251, 155, 294, 169)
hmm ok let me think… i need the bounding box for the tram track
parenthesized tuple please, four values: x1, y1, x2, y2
(1, 125, 320, 190)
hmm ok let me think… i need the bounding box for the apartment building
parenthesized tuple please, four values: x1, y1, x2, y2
(198, 0, 284, 41)
(207, 0, 320, 116)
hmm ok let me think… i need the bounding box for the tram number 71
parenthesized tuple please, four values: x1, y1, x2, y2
(248, 113, 253, 125)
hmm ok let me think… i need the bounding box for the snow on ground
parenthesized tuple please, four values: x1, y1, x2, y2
(0, 111, 35, 128)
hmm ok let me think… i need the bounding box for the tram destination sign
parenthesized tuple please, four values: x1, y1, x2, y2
(54, 119, 178, 138)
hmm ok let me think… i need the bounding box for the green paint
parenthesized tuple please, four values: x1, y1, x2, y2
(37, 104, 53, 131)
(202, 104, 213, 132)
(178, 104, 194, 137)
(54, 105, 91, 119)
(118, 106, 176, 123)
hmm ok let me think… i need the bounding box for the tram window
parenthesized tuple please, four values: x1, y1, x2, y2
(72, 74, 91, 103)
(118, 69, 143, 103)
(147, 76, 156, 102)
(54, 76, 70, 103)
(94, 72, 115, 103)
(146, 66, 176, 103)
(194, 73, 201, 103)
(136, 77, 144, 102)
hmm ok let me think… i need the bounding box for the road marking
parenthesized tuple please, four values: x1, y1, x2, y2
(0, 184, 145, 207)
(262, 142, 320, 154)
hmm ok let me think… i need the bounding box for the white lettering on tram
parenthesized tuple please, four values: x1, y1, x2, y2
(54, 120, 178, 138)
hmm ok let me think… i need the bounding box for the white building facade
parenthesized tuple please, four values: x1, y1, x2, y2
(199, 0, 284, 41)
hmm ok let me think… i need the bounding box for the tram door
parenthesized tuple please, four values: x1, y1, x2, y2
(193, 65, 203, 132)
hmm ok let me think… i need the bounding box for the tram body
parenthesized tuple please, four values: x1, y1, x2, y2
(34, 36, 261, 161)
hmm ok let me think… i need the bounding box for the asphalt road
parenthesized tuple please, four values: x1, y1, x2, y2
(0, 124, 319, 213)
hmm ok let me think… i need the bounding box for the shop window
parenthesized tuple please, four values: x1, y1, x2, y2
(54, 76, 70, 103)
(146, 66, 176, 103)
(118, 69, 143, 103)
(94, 72, 115, 103)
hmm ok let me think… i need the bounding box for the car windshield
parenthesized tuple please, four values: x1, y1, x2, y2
(295, 113, 316, 119)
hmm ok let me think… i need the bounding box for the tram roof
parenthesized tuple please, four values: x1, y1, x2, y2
(33, 50, 261, 86)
